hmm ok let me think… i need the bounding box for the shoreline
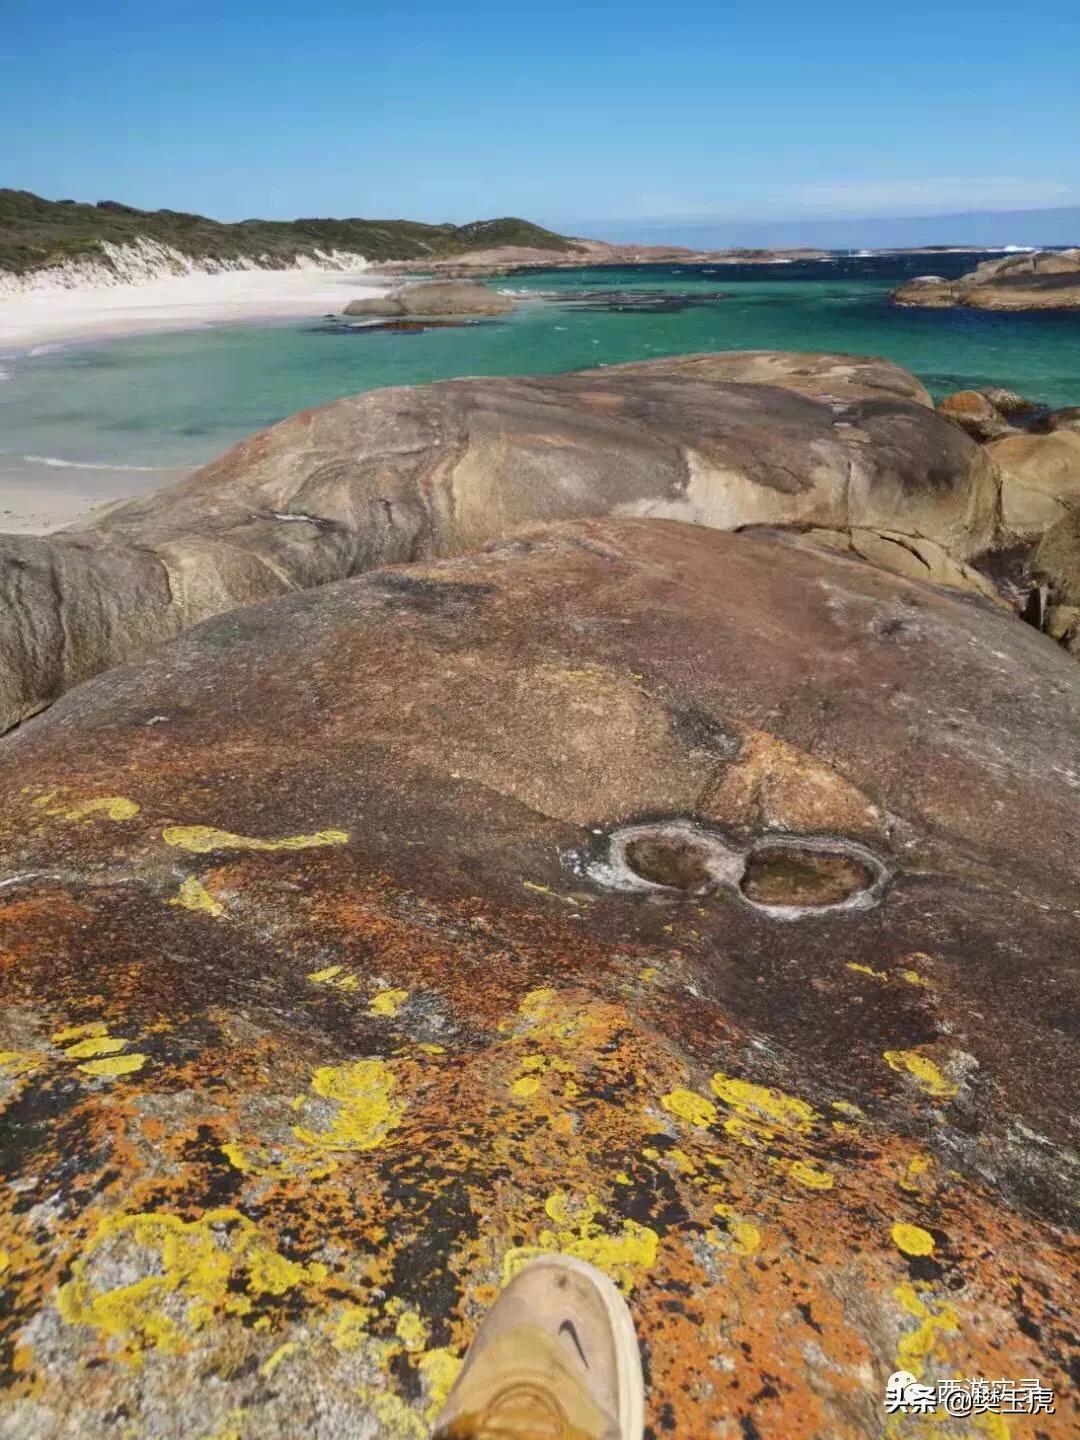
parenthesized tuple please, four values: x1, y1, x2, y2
(0, 266, 390, 536)
(0, 264, 389, 351)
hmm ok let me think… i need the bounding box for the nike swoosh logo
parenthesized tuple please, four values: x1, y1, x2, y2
(559, 1319, 589, 1367)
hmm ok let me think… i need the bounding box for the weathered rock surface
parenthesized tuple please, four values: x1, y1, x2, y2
(792, 525, 1004, 603)
(987, 429, 1080, 540)
(936, 387, 1043, 442)
(343, 280, 514, 317)
(0, 352, 998, 734)
(893, 248, 1080, 309)
(0, 517, 1076, 1439)
(936, 389, 1012, 441)
(1035, 508, 1080, 621)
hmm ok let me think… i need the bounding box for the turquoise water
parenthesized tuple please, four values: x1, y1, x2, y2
(2, 254, 1079, 482)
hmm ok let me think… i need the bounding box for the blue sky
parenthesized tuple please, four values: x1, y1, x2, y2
(7, 0, 1079, 241)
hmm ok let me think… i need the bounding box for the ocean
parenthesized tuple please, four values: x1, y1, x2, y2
(2, 252, 1078, 510)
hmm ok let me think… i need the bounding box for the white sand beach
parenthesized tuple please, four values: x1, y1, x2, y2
(0, 265, 388, 350)
(0, 266, 389, 533)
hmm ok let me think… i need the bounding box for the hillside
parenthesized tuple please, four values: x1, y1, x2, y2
(0, 189, 583, 285)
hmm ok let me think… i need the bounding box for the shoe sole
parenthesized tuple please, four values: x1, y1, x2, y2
(518, 1254, 645, 1440)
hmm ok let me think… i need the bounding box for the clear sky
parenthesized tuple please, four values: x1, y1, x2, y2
(7, 0, 1079, 240)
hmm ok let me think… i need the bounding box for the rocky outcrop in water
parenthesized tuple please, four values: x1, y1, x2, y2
(343, 280, 515, 317)
(0, 516, 1076, 1439)
(0, 351, 1005, 734)
(892, 247, 1080, 309)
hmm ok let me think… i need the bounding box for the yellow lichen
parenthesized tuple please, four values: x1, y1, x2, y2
(260, 1341, 299, 1377)
(79, 1053, 147, 1078)
(883, 1050, 957, 1099)
(891, 1222, 935, 1257)
(353, 1386, 427, 1440)
(710, 1071, 818, 1132)
(893, 1282, 959, 1378)
(394, 1309, 429, 1352)
(0, 1050, 41, 1080)
(369, 988, 408, 1018)
(510, 1074, 542, 1099)
(417, 1347, 462, 1414)
(898, 1155, 932, 1194)
(52, 1021, 109, 1043)
(57, 1209, 327, 1363)
(39, 794, 140, 823)
(847, 962, 889, 980)
(170, 877, 225, 918)
(292, 1059, 404, 1151)
(63, 1036, 128, 1060)
(162, 825, 348, 854)
(307, 965, 359, 992)
(831, 1100, 863, 1118)
(788, 1161, 834, 1191)
(329, 1302, 375, 1352)
(711, 1205, 761, 1255)
(503, 1190, 659, 1293)
(509, 988, 594, 1044)
(660, 1087, 718, 1129)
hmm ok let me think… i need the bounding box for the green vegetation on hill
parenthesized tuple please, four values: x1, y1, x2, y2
(0, 190, 582, 276)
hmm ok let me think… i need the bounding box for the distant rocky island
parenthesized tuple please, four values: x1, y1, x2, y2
(370, 242, 831, 278)
(0, 189, 829, 294)
(892, 247, 1080, 309)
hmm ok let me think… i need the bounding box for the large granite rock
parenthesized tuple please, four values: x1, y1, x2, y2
(343, 280, 514, 317)
(0, 352, 999, 734)
(1035, 509, 1080, 640)
(893, 248, 1080, 310)
(987, 429, 1080, 540)
(0, 517, 1076, 1439)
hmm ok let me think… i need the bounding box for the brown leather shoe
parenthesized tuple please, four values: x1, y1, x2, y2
(431, 1255, 645, 1440)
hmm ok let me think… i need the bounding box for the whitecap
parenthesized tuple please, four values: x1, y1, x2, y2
(11, 454, 176, 472)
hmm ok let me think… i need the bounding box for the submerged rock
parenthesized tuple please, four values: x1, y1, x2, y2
(0, 518, 1076, 1437)
(0, 352, 998, 734)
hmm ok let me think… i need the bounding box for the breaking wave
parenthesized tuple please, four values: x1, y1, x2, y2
(6, 453, 178, 472)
